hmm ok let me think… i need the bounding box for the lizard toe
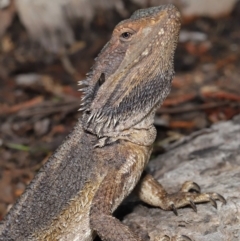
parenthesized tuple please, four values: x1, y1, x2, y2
(207, 192, 226, 205)
(180, 181, 201, 193)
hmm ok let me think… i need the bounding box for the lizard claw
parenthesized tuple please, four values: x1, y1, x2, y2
(171, 204, 178, 216)
(158, 235, 192, 241)
(189, 200, 197, 212)
(208, 192, 226, 205)
(161, 182, 226, 215)
(177, 235, 192, 241)
(209, 197, 217, 209)
(180, 181, 201, 193)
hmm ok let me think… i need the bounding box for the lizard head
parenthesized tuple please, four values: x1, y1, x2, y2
(80, 4, 181, 139)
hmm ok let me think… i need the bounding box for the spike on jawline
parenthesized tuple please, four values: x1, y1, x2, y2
(113, 116, 118, 127)
(106, 113, 113, 127)
(81, 95, 89, 102)
(78, 87, 88, 91)
(95, 111, 106, 122)
(95, 124, 103, 137)
(78, 80, 89, 86)
(87, 112, 95, 123)
(78, 89, 87, 92)
(95, 112, 108, 124)
(78, 107, 86, 111)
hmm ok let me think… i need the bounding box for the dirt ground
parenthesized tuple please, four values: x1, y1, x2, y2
(0, 3, 240, 220)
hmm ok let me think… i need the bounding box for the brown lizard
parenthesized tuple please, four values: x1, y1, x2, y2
(0, 4, 226, 241)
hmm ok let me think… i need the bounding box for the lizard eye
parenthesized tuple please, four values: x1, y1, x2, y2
(120, 32, 133, 41)
(121, 32, 132, 38)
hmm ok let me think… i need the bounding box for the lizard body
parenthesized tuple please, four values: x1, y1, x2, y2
(0, 4, 225, 241)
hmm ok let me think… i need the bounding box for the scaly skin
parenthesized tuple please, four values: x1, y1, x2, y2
(0, 4, 225, 241)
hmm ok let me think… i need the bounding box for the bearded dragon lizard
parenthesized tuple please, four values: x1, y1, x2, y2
(0, 4, 225, 241)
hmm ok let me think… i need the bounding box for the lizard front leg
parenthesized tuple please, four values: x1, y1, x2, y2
(89, 172, 191, 241)
(90, 171, 143, 241)
(135, 173, 226, 215)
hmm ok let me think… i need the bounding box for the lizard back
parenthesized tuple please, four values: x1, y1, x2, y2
(0, 121, 99, 240)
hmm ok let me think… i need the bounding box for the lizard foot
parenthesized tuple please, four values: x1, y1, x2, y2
(136, 175, 226, 215)
(163, 181, 226, 215)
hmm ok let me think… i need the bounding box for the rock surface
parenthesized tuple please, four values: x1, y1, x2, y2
(123, 115, 240, 241)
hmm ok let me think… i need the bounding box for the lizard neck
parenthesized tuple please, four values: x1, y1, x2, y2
(94, 110, 157, 147)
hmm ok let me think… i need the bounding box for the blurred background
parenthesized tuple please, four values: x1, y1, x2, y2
(0, 0, 240, 220)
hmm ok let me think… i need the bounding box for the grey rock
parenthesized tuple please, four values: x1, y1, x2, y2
(124, 115, 240, 241)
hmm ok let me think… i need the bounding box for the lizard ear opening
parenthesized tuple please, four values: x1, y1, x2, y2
(93, 73, 105, 99)
(98, 73, 105, 87)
